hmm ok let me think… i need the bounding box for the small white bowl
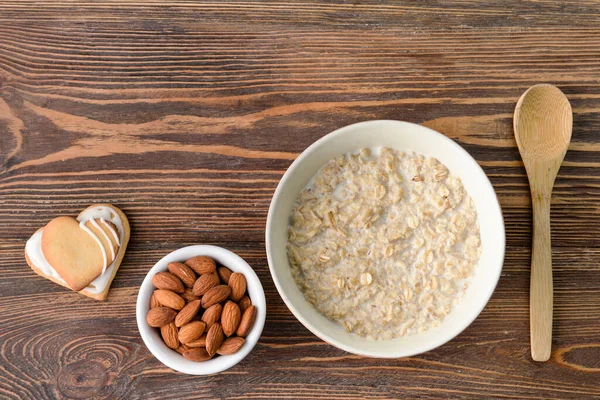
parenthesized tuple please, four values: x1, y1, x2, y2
(136, 245, 266, 375)
(266, 120, 505, 358)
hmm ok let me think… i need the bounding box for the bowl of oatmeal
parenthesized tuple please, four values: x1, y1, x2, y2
(266, 120, 504, 358)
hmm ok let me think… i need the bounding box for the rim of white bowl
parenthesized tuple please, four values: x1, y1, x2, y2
(265, 119, 505, 358)
(136, 245, 266, 375)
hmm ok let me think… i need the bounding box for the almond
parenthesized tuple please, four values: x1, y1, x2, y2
(193, 272, 220, 296)
(175, 343, 190, 355)
(185, 256, 216, 275)
(201, 303, 222, 328)
(228, 273, 247, 302)
(160, 322, 179, 349)
(178, 321, 206, 344)
(146, 307, 177, 327)
(168, 262, 197, 288)
(154, 289, 185, 310)
(238, 295, 252, 314)
(186, 334, 207, 348)
(221, 301, 241, 337)
(175, 299, 202, 327)
(181, 288, 200, 303)
(236, 305, 257, 337)
(201, 285, 232, 308)
(205, 322, 224, 357)
(150, 292, 161, 309)
(217, 266, 233, 284)
(152, 272, 184, 293)
(217, 337, 245, 356)
(183, 348, 212, 362)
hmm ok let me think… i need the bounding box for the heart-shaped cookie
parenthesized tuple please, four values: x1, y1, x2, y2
(25, 204, 130, 300)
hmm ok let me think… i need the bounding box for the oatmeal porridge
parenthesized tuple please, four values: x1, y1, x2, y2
(286, 147, 482, 340)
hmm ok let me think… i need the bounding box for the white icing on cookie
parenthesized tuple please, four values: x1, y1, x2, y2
(79, 219, 108, 274)
(25, 230, 68, 285)
(101, 218, 119, 244)
(90, 218, 115, 263)
(25, 205, 125, 295)
(77, 206, 124, 294)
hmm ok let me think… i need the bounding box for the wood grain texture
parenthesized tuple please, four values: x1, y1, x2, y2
(1, 1, 600, 398)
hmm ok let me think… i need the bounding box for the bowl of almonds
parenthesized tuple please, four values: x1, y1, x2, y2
(136, 245, 266, 375)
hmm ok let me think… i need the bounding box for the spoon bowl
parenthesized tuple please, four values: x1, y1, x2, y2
(515, 85, 572, 165)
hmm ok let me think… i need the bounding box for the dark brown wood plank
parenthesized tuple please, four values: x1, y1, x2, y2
(1, 1, 600, 399)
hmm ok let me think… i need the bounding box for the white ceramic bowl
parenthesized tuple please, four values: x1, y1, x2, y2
(136, 245, 266, 375)
(266, 120, 505, 358)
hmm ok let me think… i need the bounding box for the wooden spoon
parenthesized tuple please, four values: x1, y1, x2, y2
(514, 84, 572, 362)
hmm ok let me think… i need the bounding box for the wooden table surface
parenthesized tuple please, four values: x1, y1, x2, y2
(1, 1, 600, 399)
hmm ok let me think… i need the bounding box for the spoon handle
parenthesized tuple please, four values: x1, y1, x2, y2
(530, 194, 553, 362)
